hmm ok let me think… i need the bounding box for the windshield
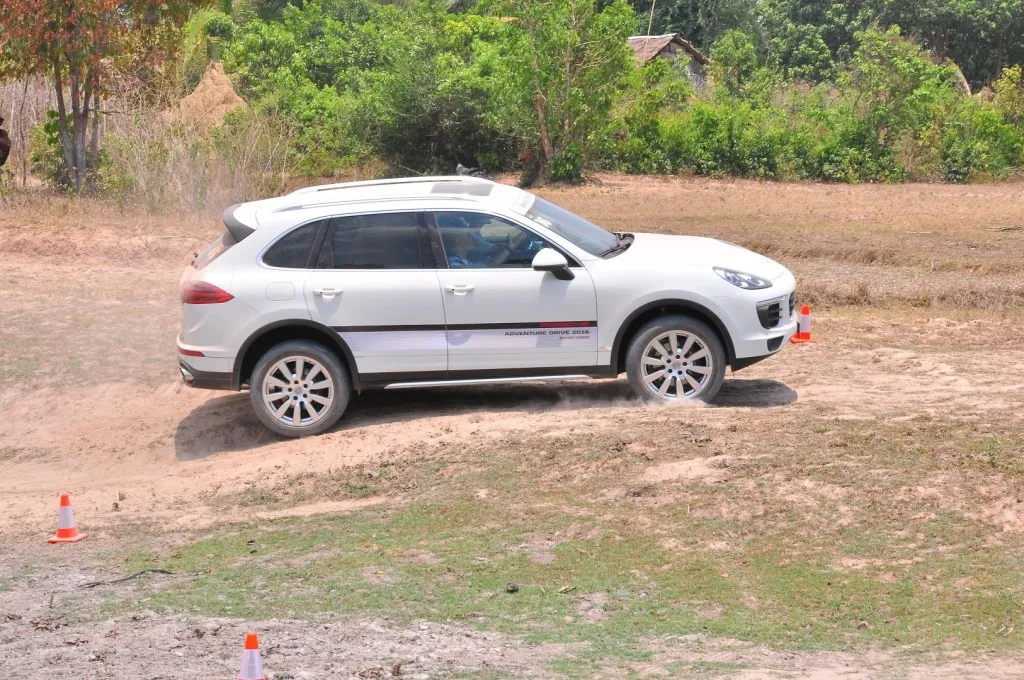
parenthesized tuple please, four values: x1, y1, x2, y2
(525, 196, 620, 256)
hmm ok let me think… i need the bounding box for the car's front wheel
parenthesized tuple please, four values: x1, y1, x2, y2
(249, 340, 350, 437)
(625, 315, 726, 403)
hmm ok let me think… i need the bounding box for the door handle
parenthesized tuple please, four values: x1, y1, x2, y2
(444, 284, 475, 296)
(313, 287, 342, 300)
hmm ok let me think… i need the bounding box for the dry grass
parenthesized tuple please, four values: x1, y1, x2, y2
(102, 108, 295, 212)
(534, 175, 1024, 311)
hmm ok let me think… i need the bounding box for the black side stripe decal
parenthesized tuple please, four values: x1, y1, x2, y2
(332, 321, 596, 333)
(332, 324, 446, 332)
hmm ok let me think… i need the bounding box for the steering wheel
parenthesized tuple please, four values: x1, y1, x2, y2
(487, 244, 511, 266)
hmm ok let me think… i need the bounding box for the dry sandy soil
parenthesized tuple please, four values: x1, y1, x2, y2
(1, 176, 1024, 678)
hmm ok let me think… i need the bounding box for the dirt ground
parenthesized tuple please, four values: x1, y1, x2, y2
(2, 176, 1024, 678)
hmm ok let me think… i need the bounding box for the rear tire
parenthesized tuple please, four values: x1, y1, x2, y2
(625, 315, 726, 403)
(249, 340, 350, 437)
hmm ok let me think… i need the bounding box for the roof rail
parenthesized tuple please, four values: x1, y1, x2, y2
(289, 175, 492, 196)
(273, 194, 477, 214)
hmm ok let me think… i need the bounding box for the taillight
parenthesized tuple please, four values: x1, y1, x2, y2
(181, 281, 234, 304)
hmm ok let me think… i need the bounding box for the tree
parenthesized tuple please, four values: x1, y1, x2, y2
(0, 0, 196, 190)
(627, 0, 759, 51)
(491, 0, 635, 181)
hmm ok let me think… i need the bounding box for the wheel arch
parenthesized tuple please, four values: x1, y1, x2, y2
(611, 299, 735, 373)
(233, 320, 358, 390)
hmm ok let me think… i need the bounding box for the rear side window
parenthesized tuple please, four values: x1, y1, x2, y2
(263, 221, 322, 268)
(318, 212, 426, 269)
(192, 231, 237, 269)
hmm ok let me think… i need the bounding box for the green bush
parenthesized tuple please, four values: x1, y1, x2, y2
(28, 111, 108, 190)
(28, 112, 68, 188)
(940, 101, 1022, 182)
(222, 0, 524, 175)
(158, 0, 1024, 184)
(597, 25, 1024, 183)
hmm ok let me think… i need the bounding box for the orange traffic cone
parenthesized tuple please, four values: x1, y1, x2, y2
(48, 493, 87, 544)
(238, 632, 265, 680)
(790, 304, 817, 344)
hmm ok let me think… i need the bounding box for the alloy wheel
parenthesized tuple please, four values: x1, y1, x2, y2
(261, 355, 335, 428)
(640, 330, 714, 400)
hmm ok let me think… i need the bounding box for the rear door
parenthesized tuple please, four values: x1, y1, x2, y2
(304, 211, 447, 381)
(430, 210, 598, 372)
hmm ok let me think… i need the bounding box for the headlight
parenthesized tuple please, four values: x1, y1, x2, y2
(713, 267, 773, 290)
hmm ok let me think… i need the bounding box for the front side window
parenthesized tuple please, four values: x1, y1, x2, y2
(318, 212, 426, 269)
(262, 221, 322, 268)
(434, 212, 554, 269)
(525, 196, 619, 257)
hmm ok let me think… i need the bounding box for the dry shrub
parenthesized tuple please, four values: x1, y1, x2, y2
(0, 77, 56, 188)
(800, 281, 1024, 310)
(101, 106, 295, 212)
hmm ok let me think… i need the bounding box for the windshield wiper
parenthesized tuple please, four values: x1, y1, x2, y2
(600, 233, 633, 257)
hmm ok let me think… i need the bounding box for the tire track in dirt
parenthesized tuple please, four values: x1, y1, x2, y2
(3, 332, 1022, 534)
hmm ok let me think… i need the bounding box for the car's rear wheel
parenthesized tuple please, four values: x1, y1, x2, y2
(626, 315, 726, 403)
(249, 340, 350, 437)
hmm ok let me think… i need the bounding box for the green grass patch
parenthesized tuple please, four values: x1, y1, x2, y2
(88, 416, 1024, 674)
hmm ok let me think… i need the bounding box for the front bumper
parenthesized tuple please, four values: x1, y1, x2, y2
(723, 278, 798, 370)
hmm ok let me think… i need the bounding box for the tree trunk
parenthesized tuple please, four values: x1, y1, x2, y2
(76, 73, 92, 190)
(528, 41, 554, 180)
(18, 79, 29, 187)
(52, 55, 77, 190)
(532, 95, 554, 161)
(89, 89, 101, 165)
(69, 65, 82, 191)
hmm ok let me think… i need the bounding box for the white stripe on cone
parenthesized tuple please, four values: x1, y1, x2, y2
(239, 649, 264, 680)
(57, 506, 76, 529)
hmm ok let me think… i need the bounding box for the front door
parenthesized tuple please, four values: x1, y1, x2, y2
(304, 211, 447, 380)
(429, 211, 598, 373)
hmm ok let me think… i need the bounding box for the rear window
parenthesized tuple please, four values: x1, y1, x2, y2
(318, 213, 426, 269)
(192, 231, 237, 269)
(263, 221, 323, 268)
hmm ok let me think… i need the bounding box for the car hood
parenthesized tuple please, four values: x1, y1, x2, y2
(621, 233, 786, 280)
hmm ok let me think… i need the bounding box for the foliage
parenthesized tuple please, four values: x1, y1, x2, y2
(13, 0, 1024, 190)
(708, 29, 779, 105)
(0, 0, 199, 191)
(488, 0, 636, 181)
(28, 112, 73, 189)
(938, 99, 1022, 182)
(223, 0, 525, 175)
(628, 0, 759, 51)
(181, 8, 236, 93)
(993, 66, 1024, 127)
(635, 0, 1024, 90)
(603, 27, 1023, 183)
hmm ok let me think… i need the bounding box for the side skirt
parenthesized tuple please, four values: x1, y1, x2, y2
(384, 374, 598, 389)
(357, 365, 618, 391)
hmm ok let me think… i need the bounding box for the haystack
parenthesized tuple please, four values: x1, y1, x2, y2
(167, 63, 246, 127)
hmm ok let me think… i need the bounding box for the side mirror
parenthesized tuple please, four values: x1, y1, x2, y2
(532, 248, 574, 281)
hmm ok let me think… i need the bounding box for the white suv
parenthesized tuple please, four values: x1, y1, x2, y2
(179, 177, 797, 437)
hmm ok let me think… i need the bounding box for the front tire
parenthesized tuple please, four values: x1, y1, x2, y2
(249, 340, 350, 437)
(625, 315, 726, 403)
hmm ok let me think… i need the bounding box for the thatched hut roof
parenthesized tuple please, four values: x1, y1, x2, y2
(627, 34, 709, 66)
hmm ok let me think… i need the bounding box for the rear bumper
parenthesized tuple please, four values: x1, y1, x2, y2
(177, 335, 236, 390)
(179, 360, 234, 390)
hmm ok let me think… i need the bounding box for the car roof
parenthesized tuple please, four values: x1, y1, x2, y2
(227, 176, 531, 233)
